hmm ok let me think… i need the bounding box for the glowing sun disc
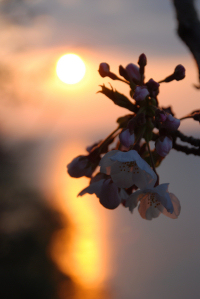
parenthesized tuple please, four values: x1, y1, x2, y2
(56, 53, 86, 84)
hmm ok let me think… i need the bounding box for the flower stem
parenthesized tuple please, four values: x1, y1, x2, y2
(157, 79, 165, 83)
(130, 126, 146, 151)
(147, 142, 158, 180)
(179, 116, 189, 120)
(97, 126, 121, 151)
(117, 77, 130, 85)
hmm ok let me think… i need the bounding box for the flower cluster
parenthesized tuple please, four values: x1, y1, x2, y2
(66, 53, 200, 221)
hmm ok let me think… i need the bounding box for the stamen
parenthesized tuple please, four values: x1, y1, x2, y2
(120, 161, 139, 174)
(148, 193, 161, 208)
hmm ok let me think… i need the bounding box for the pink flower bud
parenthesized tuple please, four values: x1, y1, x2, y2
(155, 109, 167, 122)
(119, 129, 135, 148)
(98, 62, 119, 80)
(125, 63, 141, 82)
(67, 155, 94, 178)
(162, 114, 180, 131)
(155, 136, 173, 157)
(119, 65, 129, 81)
(133, 86, 149, 101)
(78, 177, 121, 210)
(159, 64, 186, 83)
(174, 64, 185, 81)
(98, 63, 110, 77)
(138, 53, 147, 67)
(146, 79, 160, 98)
(99, 179, 121, 209)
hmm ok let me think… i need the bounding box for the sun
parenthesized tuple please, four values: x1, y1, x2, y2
(56, 53, 86, 84)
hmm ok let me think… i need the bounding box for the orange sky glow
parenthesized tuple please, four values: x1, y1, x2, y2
(0, 46, 199, 139)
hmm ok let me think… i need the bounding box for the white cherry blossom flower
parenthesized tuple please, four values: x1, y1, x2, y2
(126, 183, 181, 220)
(99, 150, 157, 189)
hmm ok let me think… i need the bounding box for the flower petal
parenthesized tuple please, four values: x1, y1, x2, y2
(138, 193, 161, 220)
(78, 179, 105, 197)
(119, 188, 130, 201)
(154, 183, 169, 196)
(110, 150, 157, 188)
(161, 193, 181, 219)
(132, 168, 156, 190)
(119, 129, 135, 148)
(137, 193, 149, 219)
(110, 161, 135, 188)
(145, 206, 161, 220)
(160, 192, 173, 213)
(155, 136, 172, 157)
(153, 184, 173, 213)
(99, 150, 119, 175)
(110, 150, 139, 163)
(126, 190, 141, 213)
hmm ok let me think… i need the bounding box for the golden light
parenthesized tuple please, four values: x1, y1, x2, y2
(56, 53, 86, 84)
(49, 142, 110, 289)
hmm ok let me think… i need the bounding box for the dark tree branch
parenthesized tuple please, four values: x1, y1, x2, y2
(173, 142, 200, 155)
(172, 130, 200, 146)
(173, 0, 200, 87)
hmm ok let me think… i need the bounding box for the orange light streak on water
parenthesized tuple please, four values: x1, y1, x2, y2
(49, 141, 109, 289)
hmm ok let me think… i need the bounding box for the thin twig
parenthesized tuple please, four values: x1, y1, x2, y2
(97, 126, 121, 151)
(173, 142, 200, 156)
(171, 130, 200, 147)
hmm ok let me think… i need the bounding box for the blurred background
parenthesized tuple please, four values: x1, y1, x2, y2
(0, 1, 200, 298)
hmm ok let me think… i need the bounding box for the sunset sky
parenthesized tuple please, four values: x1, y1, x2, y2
(0, 1, 200, 299)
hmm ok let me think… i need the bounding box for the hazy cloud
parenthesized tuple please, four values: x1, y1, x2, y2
(0, 0, 190, 55)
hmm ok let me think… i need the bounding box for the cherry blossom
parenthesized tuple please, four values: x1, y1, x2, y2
(133, 86, 149, 101)
(125, 63, 141, 82)
(155, 109, 167, 122)
(173, 64, 185, 81)
(67, 155, 95, 178)
(98, 63, 110, 77)
(162, 114, 180, 131)
(66, 53, 191, 223)
(138, 53, 147, 67)
(146, 78, 160, 98)
(126, 183, 181, 220)
(99, 150, 157, 189)
(155, 136, 173, 157)
(119, 129, 135, 148)
(78, 178, 122, 209)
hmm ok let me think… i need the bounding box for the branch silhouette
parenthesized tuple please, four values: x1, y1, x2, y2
(173, 0, 200, 87)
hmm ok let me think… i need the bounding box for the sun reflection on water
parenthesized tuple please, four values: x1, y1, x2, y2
(64, 178, 105, 287)
(50, 141, 109, 289)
